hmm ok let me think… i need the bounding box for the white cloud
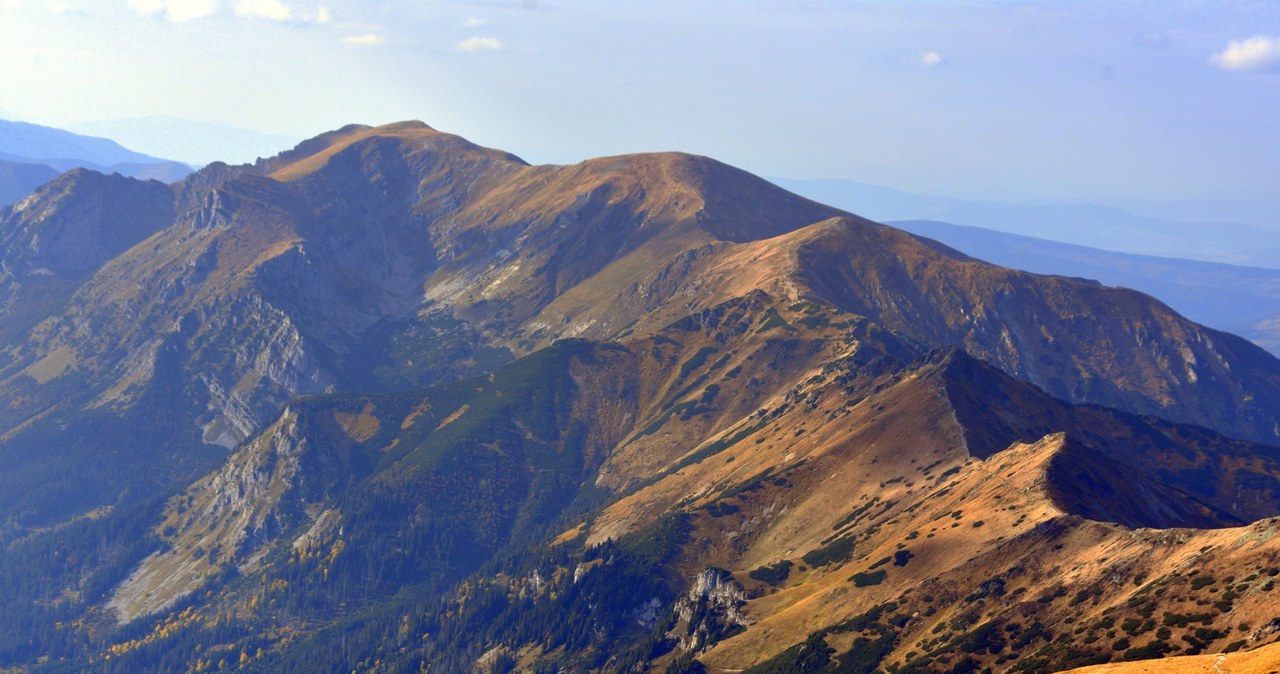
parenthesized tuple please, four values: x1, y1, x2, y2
(464, 17, 487, 28)
(235, 0, 289, 21)
(0, 0, 21, 10)
(167, 0, 217, 22)
(1211, 35, 1280, 72)
(456, 36, 501, 52)
(127, 0, 163, 14)
(315, 5, 330, 23)
(129, 0, 218, 22)
(342, 32, 384, 46)
(918, 50, 943, 67)
(46, 0, 67, 12)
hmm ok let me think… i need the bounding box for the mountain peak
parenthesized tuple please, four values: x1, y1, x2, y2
(257, 120, 524, 182)
(0, 168, 176, 277)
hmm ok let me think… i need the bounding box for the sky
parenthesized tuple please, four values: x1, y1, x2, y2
(0, 0, 1278, 210)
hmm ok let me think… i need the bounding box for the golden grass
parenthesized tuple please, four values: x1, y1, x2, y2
(401, 400, 432, 430)
(269, 125, 431, 182)
(1060, 641, 1280, 674)
(434, 404, 470, 431)
(332, 402, 380, 442)
(23, 344, 75, 384)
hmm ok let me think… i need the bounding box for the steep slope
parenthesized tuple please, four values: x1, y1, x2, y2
(570, 349, 1280, 672)
(78, 317, 1280, 673)
(933, 349, 1280, 525)
(0, 169, 175, 279)
(0, 124, 523, 456)
(104, 295, 897, 623)
(785, 217, 1280, 445)
(3, 121, 1276, 484)
(0, 120, 848, 504)
(584, 345, 1273, 554)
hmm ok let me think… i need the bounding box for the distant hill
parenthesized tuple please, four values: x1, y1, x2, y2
(892, 219, 1280, 356)
(71, 116, 301, 166)
(776, 177, 1280, 270)
(0, 159, 58, 208)
(0, 119, 164, 166)
(0, 119, 192, 184)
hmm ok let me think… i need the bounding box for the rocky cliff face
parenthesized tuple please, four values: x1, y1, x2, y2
(0, 169, 175, 279)
(109, 407, 318, 621)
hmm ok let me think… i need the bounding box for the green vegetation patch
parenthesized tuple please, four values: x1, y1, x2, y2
(678, 346, 720, 380)
(802, 536, 857, 568)
(756, 307, 797, 334)
(749, 559, 794, 586)
(851, 569, 887, 587)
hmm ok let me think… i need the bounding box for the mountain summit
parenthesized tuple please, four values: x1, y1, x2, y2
(1, 122, 1279, 672)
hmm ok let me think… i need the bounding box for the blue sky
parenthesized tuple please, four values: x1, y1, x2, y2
(0, 0, 1277, 207)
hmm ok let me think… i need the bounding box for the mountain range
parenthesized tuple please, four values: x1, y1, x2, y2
(0, 121, 1279, 673)
(774, 177, 1280, 271)
(888, 220, 1280, 357)
(69, 117, 302, 167)
(0, 119, 192, 204)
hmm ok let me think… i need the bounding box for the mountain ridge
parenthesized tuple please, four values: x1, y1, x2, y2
(1, 121, 1279, 672)
(1, 119, 1277, 533)
(0, 119, 168, 166)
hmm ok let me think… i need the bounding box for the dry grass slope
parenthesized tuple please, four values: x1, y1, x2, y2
(1060, 640, 1280, 673)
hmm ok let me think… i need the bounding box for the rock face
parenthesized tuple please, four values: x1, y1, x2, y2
(2, 121, 1280, 673)
(674, 568, 753, 654)
(105, 401, 338, 620)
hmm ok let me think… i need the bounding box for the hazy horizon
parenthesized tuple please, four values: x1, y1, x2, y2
(1, 0, 1278, 213)
(0, 2, 1274, 227)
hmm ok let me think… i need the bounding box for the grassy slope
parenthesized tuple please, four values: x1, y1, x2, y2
(1060, 641, 1280, 674)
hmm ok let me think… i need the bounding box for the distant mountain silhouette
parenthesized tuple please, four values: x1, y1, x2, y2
(776, 176, 1280, 269)
(0, 118, 193, 184)
(892, 219, 1280, 356)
